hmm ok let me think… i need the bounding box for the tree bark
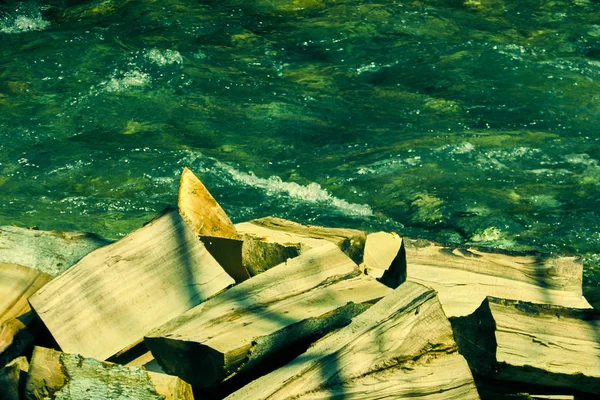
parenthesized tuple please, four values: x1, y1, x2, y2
(24, 346, 193, 400)
(236, 216, 366, 275)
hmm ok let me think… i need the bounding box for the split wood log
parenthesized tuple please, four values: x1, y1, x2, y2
(225, 281, 480, 400)
(451, 296, 600, 394)
(0, 319, 32, 368)
(145, 243, 391, 390)
(235, 217, 366, 275)
(28, 209, 235, 361)
(0, 226, 110, 276)
(0, 356, 28, 400)
(178, 167, 249, 283)
(361, 231, 406, 288)
(405, 239, 591, 317)
(0, 263, 51, 326)
(24, 346, 194, 400)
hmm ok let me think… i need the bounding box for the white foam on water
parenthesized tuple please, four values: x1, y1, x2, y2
(98, 70, 152, 93)
(1, 6, 50, 34)
(145, 49, 183, 66)
(217, 163, 373, 217)
(436, 142, 476, 155)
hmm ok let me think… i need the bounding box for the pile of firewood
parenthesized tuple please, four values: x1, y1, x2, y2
(1, 167, 598, 400)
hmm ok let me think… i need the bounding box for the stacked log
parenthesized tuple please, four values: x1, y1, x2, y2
(0, 166, 598, 400)
(144, 243, 392, 391)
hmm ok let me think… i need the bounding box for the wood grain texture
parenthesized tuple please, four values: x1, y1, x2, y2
(24, 346, 193, 400)
(451, 297, 600, 394)
(28, 210, 235, 361)
(226, 281, 479, 400)
(145, 243, 391, 389)
(0, 263, 50, 325)
(236, 217, 366, 275)
(178, 167, 240, 240)
(406, 239, 590, 317)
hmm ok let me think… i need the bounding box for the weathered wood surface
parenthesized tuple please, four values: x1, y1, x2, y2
(24, 346, 194, 400)
(0, 263, 51, 326)
(0, 356, 28, 400)
(236, 217, 366, 275)
(145, 243, 391, 389)
(0, 226, 110, 276)
(178, 167, 249, 283)
(226, 281, 480, 400)
(451, 296, 600, 394)
(361, 231, 406, 288)
(28, 210, 235, 361)
(405, 239, 591, 317)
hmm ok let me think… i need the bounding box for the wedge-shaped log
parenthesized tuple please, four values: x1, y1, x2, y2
(451, 297, 600, 394)
(145, 243, 391, 389)
(28, 210, 235, 361)
(361, 231, 406, 288)
(406, 239, 591, 317)
(226, 281, 479, 400)
(236, 217, 366, 275)
(0, 226, 110, 276)
(178, 167, 249, 283)
(24, 346, 194, 400)
(0, 263, 51, 325)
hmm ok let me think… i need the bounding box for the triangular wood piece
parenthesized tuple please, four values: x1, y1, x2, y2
(226, 281, 480, 400)
(178, 167, 249, 283)
(0, 263, 50, 326)
(361, 231, 406, 288)
(451, 297, 600, 394)
(145, 243, 391, 390)
(178, 167, 239, 240)
(25, 346, 194, 400)
(28, 210, 235, 361)
(406, 239, 591, 317)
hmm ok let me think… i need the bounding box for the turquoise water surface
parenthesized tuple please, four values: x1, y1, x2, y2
(1, 0, 600, 299)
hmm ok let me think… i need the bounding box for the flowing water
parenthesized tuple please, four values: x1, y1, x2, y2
(1, 0, 600, 301)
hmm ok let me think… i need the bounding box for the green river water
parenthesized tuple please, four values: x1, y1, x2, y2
(1, 0, 600, 301)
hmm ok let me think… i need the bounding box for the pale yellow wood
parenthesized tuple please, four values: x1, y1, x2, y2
(361, 231, 406, 288)
(145, 243, 391, 389)
(236, 216, 366, 275)
(0, 263, 51, 325)
(406, 239, 590, 317)
(178, 167, 240, 240)
(24, 347, 194, 400)
(0, 318, 32, 368)
(225, 282, 479, 400)
(452, 297, 600, 394)
(178, 167, 249, 282)
(28, 210, 235, 361)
